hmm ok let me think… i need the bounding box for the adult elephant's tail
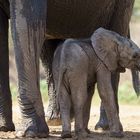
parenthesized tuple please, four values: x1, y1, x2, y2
(131, 70, 140, 96)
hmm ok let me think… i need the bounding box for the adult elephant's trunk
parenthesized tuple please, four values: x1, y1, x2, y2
(128, 29, 140, 97)
(131, 70, 140, 96)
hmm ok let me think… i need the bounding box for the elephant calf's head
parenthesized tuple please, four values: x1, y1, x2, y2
(91, 28, 140, 72)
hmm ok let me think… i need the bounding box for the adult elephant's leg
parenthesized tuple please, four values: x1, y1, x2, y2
(40, 39, 63, 124)
(0, 8, 15, 131)
(95, 72, 120, 130)
(95, 102, 109, 130)
(10, 0, 49, 137)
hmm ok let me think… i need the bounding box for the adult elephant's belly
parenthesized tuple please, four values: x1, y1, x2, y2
(0, 0, 9, 18)
(46, 0, 115, 39)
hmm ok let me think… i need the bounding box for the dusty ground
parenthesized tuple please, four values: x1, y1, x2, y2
(0, 105, 139, 140)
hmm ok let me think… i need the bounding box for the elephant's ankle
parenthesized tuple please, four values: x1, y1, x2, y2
(95, 121, 109, 131)
(46, 104, 62, 126)
(95, 113, 109, 131)
(46, 102, 59, 119)
(85, 128, 91, 134)
(109, 122, 124, 138)
(16, 116, 49, 138)
(109, 131, 124, 138)
(61, 131, 72, 138)
(0, 123, 15, 132)
(75, 129, 88, 139)
(0, 116, 15, 131)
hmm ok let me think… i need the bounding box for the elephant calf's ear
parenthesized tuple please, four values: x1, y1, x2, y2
(91, 28, 118, 72)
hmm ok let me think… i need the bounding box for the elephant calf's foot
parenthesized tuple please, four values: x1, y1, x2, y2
(0, 122, 15, 132)
(75, 129, 88, 139)
(61, 131, 72, 138)
(16, 116, 49, 138)
(110, 131, 124, 138)
(109, 122, 124, 138)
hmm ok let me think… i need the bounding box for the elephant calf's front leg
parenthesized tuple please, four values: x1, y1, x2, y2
(95, 72, 120, 131)
(97, 65, 123, 138)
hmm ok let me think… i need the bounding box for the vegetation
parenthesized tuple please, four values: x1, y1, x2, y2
(132, 0, 140, 21)
(118, 82, 140, 105)
(11, 79, 140, 105)
(92, 81, 140, 106)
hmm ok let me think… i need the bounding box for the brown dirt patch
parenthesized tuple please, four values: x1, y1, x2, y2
(0, 105, 139, 139)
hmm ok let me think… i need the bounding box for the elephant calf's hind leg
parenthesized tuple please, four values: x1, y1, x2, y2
(58, 84, 72, 138)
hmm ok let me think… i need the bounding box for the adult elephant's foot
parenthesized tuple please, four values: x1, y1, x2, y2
(16, 116, 49, 138)
(95, 119, 109, 131)
(46, 104, 61, 126)
(85, 128, 91, 134)
(0, 95, 15, 131)
(0, 121, 15, 132)
(95, 108, 109, 131)
(46, 103, 74, 126)
(0, 107, 15, 132)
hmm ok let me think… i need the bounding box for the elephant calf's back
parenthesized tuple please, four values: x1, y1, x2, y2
(46, 0, 115, 39)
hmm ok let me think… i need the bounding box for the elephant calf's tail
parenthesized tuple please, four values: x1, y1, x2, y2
(55, 42, 67, 112)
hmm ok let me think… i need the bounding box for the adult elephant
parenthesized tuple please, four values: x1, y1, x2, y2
(3, 0, 137, 138)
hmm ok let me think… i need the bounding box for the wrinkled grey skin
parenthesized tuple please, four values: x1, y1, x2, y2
(40, 39, 64, 122)
(9, 0, 138, 138)
(0, 2, 15, 131)
(53, 28, 140, 139)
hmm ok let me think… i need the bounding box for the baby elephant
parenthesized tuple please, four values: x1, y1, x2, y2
(52, 28, 140, 139)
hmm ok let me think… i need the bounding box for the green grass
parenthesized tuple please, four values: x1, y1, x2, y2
(10, 84, 18, 101)
(40, 80, 49, 103)
(132, 0, 140, 21)
(92, 82, 140, 106)
(118, 82, 140, 105)
(10, 80, 140, 105)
